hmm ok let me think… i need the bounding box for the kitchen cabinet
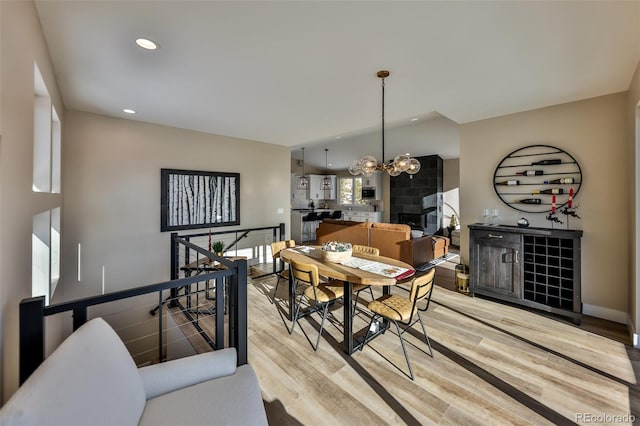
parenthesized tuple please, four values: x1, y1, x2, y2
(469, 224, 583, 323)
(308, 174, 336, 200)
(472, 228, 521, 299)
(362, 172, 383, 200)
(342, 211, 382, 223)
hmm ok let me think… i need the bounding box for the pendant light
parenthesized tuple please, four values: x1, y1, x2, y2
(320, 148, 332, 190)
(297, 147, 309, 189)
(348, 70, 421, 177)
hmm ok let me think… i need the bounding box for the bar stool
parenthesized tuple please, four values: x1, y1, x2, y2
(302, 212, 319, 242)
(318, 211, 332, 221)
(331, 210, 342, 219)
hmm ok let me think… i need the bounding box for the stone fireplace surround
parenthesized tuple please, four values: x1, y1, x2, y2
(390, 155, 443, 236)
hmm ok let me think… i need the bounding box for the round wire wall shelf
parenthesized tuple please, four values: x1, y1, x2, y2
(493, 145, 582, 213)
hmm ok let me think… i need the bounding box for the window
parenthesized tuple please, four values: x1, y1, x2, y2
(32, 211, 51, 304)
(339, 177, 364, 206)
(31, 62, 63, 304)
(33, 63, 61, 193)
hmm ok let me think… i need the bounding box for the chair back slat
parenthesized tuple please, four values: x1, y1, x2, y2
(352, 245, 380, 256)
(409, 269, 435, 311)
(290, 260, 319, 287)
(270, 241, 288, 259)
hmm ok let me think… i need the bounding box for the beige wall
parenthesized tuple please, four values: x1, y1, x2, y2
(61, 110, 291, 303)
(627, 61, 640, 344)
(0, 0, 65, 402)
(460, 92, 629, 323)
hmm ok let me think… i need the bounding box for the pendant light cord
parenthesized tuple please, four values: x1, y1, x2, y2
(381, 76, 385, 165)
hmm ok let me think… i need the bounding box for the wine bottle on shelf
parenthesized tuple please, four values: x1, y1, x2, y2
(516, 170, 543, 176)
(532, 188, 564, 195)
(531, 159, 562, 166)
(519, 198, 542, 204)
(543, 177, 574, 184)
(496, 179, 519, 186)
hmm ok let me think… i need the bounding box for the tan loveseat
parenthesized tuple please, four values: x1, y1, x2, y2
(315, 219, 449, 266)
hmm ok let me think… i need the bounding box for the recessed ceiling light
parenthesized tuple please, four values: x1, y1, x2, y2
(123, 109, 136, 114)
(135, 38, 158, 50)
(335, 136, 342, 139)
(410, 117, 419, 122)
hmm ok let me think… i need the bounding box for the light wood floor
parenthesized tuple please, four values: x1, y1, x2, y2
(177, 268, 639, 425)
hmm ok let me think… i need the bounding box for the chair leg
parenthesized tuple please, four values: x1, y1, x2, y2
(271, 275, 281, 304)
(352, 289, 362, 318)
(288, 291, 303, 335)
(416, 311, 433, 357)
(352, 286, 375, 318)
(313, 303, 329, 351)
(393, 320, 414, 380)
(360, 314, 379, 351)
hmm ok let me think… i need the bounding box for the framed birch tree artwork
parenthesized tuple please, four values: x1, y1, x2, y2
(161, 168, 240, 231)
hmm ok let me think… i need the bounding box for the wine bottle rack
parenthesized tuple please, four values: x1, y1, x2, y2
(493, 144, 582, 213)
(523, 235, 575, 310)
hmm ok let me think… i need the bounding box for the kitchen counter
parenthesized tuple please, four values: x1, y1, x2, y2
(291, 210, 343, 242)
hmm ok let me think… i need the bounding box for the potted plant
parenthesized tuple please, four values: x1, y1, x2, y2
(212, 241, 225, 256)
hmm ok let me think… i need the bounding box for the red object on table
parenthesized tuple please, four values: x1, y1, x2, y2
(395, 269, 416, 280)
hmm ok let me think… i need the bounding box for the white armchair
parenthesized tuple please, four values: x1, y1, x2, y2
(0, 318, 267, 426)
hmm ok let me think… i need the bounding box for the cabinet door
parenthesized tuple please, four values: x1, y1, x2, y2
(308, 175, 336, 200)
(473, 232, 521, 298)
(307, 175, 321, 200)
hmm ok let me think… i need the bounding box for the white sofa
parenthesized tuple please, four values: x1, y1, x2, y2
(0, 318, 268, 426)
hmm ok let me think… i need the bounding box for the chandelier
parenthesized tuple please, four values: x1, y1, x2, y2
(320, 148, 332, 190)
(297, 147, 309, 189)
(348, 70, 421, 177)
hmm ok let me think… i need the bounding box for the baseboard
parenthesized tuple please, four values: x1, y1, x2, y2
(582, 303, 627, 324)
(627, 315, 640, 348)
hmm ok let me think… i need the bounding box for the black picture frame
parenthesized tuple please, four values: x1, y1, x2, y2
(161, 168, 240, 231)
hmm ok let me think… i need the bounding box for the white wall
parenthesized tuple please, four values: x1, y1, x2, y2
(61, 111, 291, 300)
(57, 111, 291, 366)
(0, 0, 65, 403)
(460, 92, 629, 323)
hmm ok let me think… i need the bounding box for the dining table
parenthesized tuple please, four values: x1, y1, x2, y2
(279, 246, 415, 354)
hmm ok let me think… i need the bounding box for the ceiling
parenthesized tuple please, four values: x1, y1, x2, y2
(34, 1, 640, 171)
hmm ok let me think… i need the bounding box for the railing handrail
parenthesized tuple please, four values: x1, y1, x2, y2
(43, 269, 231, 316)
(178, 224, 285, 239)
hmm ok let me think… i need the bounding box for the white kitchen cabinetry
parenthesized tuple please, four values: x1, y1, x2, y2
(342, 211, 382, 223)
(362, 172, 383, 199)
(307, 174, 336, 200)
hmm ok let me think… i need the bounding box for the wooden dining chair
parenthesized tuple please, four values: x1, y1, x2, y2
(350, 245, 378, 315)
(289, 259, 344, 351)
(270, 240, 295, 303)
(361, 268, 435, 380)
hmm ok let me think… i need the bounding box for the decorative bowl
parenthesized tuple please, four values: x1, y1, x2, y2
(321, 241, 352, 263)
(322, 249, 352, 263)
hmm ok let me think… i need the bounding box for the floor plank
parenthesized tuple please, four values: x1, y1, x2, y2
(173, 270, 639, 425)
